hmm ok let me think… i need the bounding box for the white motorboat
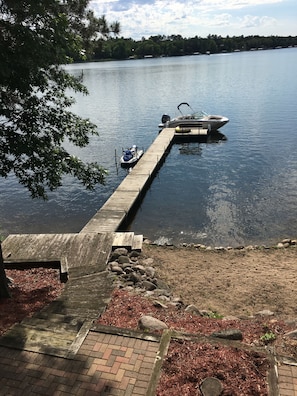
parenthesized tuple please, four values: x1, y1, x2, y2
(120, 145, 144, 167)
(159, 102, 229, 131)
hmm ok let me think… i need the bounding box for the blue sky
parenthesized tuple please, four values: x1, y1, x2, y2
(90, 0, 297, 39)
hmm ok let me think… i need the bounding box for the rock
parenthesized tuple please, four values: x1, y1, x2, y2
(155, 279, 170, 290)
(222, 315, 239, 321)
(281, 238, 291, 245)
(185, 304, 202, 316)
(113, 247, 129, 256)
(138, 315, 168, 331)
(200, 377, 223, 396)
(211, 329, 243, 341)
(123, 266, 134, 274)
(157, 295, 171, 302)
(108, 252, 119, 262)
(117, 255, 131, 264)
(199, 309, 215, 317)
(143, 238, 152, 244)
(130, 256, 138, 262)
(109, 262, 124, 274)
(255, 309, 274, 317)
(153, 300, 168, 309)
(134, 265, 146, 275)
(246, 245, 255, 250)
(145, 266, 156, 278)
(141, 258, 154, 266)
(142, 280, 157, 291)
(153, 288, 171, 297)
(128, 272, 142, 284)
(172, 296, 184, 305)
(129, 250, 141, 258)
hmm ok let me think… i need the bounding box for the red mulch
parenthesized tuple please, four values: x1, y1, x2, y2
(158, 341, 269, 396)
(97, 289, 289, 344)
(0, 267, 64, 336)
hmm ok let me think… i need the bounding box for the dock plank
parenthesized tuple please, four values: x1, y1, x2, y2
(80, 209, 127, 233)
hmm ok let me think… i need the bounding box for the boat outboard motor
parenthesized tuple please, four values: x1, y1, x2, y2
(161, 114, 171, 124)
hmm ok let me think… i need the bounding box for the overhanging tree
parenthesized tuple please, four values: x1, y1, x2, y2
(0, 0, 120, 297)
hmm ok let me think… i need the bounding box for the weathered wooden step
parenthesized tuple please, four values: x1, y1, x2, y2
(21, 317, 84, 333)
(112, 232, 135, 250)
(132, 234, 143, 251)
(0, 323, 77, 356)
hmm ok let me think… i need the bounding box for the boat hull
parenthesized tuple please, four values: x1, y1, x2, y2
(120, 150, 144, 167)
(160, 116, 229, 131)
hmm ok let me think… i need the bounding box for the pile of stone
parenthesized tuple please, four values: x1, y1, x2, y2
(107, 247, 179, 305)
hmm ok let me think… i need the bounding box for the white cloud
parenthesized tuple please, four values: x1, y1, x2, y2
(239, 15, 277, 29)
(90, 0, 296, 38)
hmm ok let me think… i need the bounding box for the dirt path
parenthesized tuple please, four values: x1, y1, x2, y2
(143, 244, 297, 319)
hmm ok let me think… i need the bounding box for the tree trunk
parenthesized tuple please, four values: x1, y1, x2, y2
(0, 243, 10, 298)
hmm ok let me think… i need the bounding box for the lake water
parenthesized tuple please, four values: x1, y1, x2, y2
(1, 48, 297, 247)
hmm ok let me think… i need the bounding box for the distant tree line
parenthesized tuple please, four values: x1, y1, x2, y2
(81, 34, 297, 61)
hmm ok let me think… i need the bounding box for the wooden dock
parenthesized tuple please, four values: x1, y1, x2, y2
(80, 127, 209, 234)
(80, 127, 176, 234)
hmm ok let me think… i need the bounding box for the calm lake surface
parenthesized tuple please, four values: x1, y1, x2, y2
(1, 48, 297, 246)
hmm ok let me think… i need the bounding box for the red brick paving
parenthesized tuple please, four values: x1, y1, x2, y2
(0, 330, 160, 395)
(278, 364, 297, 396)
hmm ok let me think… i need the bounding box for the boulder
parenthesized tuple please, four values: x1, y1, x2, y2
(255, 309, 274, 317)
(117, 255, 131, 264)
(142, 280, 157, 291)
(128, 272, 142, 284)
(138, 315, 168, 331)
(145, 266, 156, 278)
(109, 262, 124, 274)
(113, 247, 129, 256)
(185, 304, 202, 316)
(200, 377, 223, 396)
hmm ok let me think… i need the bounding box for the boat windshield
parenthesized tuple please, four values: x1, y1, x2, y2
(192, 110, 209, 119)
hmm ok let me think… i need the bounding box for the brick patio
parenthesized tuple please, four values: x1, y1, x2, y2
(0, 330, 160, 396)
